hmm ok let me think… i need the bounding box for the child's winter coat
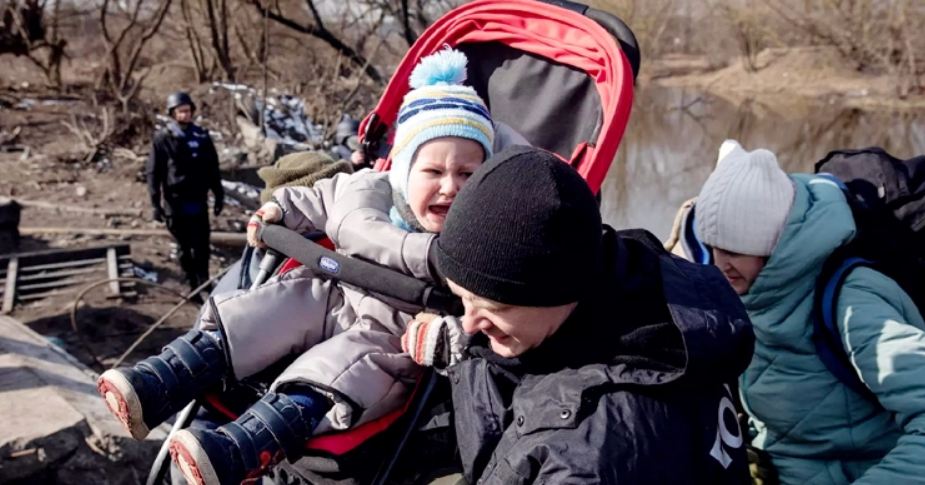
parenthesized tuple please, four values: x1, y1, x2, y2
(200, 169, 434, 433)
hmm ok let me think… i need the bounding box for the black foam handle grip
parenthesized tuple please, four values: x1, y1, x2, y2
(259, 224, 462, 314)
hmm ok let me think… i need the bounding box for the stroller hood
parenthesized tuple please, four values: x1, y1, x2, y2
(362, 0, 637, 194)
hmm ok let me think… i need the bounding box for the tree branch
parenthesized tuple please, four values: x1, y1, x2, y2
(399, 0, 417, 45)
(247, 0, 382, 83)
(121, 0, 173, 93)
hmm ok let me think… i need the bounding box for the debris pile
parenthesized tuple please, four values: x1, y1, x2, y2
(0, 126, 24, 153)
(212, 82, 325, 156)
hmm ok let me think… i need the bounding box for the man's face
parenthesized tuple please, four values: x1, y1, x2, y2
(172, 104, 193, 124)
(711, 247, 767, 295)
(447, 279, 576, 357)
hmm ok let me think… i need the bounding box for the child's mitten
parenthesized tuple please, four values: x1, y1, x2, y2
(246, 201, 283, 247)
(401, 312, 469, 373)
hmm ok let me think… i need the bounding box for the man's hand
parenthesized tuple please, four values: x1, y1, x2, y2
(152, 207, 166, 223)
(246, 201, 283, 248)
(402, 312, 469, 372)
(213, 196, 224, 217)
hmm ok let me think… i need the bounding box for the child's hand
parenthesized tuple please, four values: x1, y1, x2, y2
(246, 202, 283, 248)
(402, 313, 469, 372)
(350, 149, 366, 168)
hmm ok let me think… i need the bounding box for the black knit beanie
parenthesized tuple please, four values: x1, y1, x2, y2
(435, 145, 603, 307)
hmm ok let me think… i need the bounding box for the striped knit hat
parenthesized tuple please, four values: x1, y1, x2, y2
(388, 48, 494, 205)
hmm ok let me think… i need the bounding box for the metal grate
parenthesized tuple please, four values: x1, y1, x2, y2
(0, 245, 135, 313)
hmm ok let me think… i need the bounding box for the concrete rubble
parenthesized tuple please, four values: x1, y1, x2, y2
(0, 315, 169, 484)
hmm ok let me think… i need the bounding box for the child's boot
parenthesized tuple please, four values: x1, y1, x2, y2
(169, 391, 327, 485)
(97, 329, 227, 439)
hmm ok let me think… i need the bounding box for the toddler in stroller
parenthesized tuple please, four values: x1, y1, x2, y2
(97, 48, 494, 485)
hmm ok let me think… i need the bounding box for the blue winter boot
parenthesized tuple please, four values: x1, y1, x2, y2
(169, 391, 328, 485)
(97, 329, 227, 439)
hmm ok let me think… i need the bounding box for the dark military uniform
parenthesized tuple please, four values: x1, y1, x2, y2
(146, 121, 223, 289)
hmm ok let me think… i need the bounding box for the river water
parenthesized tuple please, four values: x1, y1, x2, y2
(600, 86, 925, 240)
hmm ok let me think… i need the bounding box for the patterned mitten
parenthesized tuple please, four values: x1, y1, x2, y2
(402, 313, 469, 373)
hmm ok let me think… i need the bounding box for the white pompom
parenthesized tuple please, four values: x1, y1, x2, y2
(409, 48, 468, 89)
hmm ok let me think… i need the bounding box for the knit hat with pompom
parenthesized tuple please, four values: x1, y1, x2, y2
(388, 48, 494, 231)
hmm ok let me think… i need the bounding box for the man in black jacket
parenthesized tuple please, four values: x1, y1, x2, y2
(146, 92, 224, 291)
(407, 146, 754, 484)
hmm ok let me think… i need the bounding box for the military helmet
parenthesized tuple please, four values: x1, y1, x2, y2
(166, 92, 196, 113)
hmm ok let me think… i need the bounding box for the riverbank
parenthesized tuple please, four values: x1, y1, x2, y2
(646, 46, 925, 112)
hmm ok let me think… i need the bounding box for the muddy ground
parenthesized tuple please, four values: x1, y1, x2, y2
(0, 82, 250, 373)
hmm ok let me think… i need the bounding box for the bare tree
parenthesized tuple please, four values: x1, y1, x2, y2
(766, 0, 924, 97)
(720, 3, 774, 73)
(179, 0, 214, 81)
(246, 0, 384, 83)
(593, 0, 676, 60)
(203, 0, 235, 80)
(61, 106, 116, 164)
(175, 0, 237, 82)
(98, 0, 173, 112)
(1, 0, 67, 87)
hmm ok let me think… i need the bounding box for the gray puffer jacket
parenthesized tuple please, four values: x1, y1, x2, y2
(200, 169, 433, 433)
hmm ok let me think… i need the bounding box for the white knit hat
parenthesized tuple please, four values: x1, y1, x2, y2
(694, 140, 795, 257)
(389, 48, 493, 202)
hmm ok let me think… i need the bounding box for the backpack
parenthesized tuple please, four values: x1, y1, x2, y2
(812, 147, 925, 403)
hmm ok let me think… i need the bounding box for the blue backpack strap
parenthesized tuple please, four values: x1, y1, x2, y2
(812, 256, 881, 405)
(815, 172, 847, 190)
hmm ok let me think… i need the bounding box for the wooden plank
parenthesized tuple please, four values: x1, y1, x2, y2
(2, 258, 18, 313)
(106, 248, 120, 296)
(15, 265, 108, 282)
(18, 287, 77, 301)
(17, 258, 105, 273)
(2, 263, 129, 286)
(17, 276, 100, 292)
(17, 286, 138, 302)
(17, 199, 143, 217)
(0, 244, 137, 307)
(0, 244, 130, 269)
(18, 227, 246, 246)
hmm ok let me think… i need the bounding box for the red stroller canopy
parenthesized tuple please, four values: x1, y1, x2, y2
(362, 0, 636, 194)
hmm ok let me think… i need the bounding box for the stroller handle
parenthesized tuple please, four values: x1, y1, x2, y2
(259, 224, 463, 315)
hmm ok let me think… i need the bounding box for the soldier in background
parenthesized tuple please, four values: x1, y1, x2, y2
(146, 92, 224, 292)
